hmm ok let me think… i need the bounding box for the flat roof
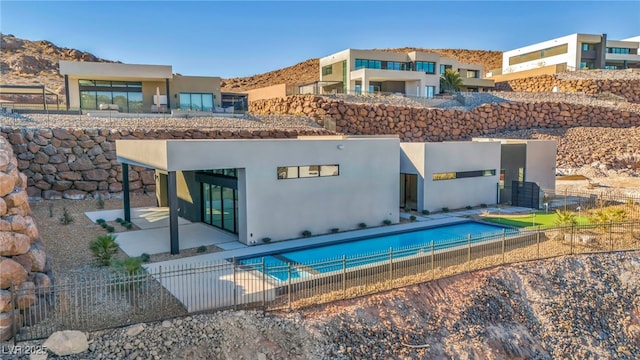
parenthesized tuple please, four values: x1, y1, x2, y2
(116, 136, 400, 171)
(59, 60, 172, 80)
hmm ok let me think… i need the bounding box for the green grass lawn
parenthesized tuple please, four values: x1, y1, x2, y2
(482, 212, 590, 228)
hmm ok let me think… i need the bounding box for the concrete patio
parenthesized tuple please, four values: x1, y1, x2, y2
(85, 207, 246, 257)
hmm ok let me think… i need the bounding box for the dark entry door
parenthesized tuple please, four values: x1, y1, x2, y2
(400, 174, 418, 210)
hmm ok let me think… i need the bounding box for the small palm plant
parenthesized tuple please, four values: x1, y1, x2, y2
(554, 210, 577, 227)
(89, 234, 119, 266)
(440, 69, 463, 94)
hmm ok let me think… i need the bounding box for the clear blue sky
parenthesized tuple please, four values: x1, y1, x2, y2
(1, 1, 639, 78)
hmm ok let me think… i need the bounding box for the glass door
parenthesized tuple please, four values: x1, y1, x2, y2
(202, 183, 238, 234)
(400, 174, 418, 210)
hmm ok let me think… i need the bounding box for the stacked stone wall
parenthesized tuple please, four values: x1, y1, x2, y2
(495, 75, 640, 103)
(0, 128, 331, 200)
(250, 96, 640, 141)
(0, 137, 49, 341)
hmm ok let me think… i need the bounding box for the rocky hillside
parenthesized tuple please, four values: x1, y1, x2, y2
(221, 49, 502, 92)
(0, 34, 115, 103)
(16, 252, 639, 359)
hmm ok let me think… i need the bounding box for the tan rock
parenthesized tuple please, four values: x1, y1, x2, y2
(0, 232, 30, 256)
(15, 281, 36, 309)
(27, 241, 47, 273)
(0, 257, 28, 289)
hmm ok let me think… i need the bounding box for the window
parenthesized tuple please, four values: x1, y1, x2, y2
(606, 47, 631, 54)
(432, 169, 496, 181)
(355, 59, 382, 70)
(440, 64, 452, 75)
(581, 43, 596, 51)
(415, 61, 435, 74)
(78, 79, 143, 112)
(466, 70, 479, 78)
(322, 65, 333, 76)
(277, 164, 339, 179)
(179, 93, 214, 111)
(580, 61, 595, 69)
(424, 86, 435, 98)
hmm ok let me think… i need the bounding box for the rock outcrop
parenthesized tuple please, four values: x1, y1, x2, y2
(0, 137, 49, 342)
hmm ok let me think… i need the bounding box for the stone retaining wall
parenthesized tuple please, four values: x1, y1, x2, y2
(0, 128, 331, 200)
(0, 137, 49, 341)
(495, 75, 640, 103)
(250, 96, 640, 141)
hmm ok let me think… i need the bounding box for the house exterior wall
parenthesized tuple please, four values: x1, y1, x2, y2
(400, 142, 500, 212)
(319, 49, 494, 95)
(525, 140, 557, 191)
(501, 33, 640, 75)
(244, 84, 289, 102)
(59, 61, 221, 111)
(117, 137, 400, 245)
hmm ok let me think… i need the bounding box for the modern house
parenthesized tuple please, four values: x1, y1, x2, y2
(116, 136, 401, 253)
(116, 136, 556, 254)
(59, 60, 222, 112)
(400, 139, 557, 212)
(488, 33, 640, 80)
(316, 49, 494, 97)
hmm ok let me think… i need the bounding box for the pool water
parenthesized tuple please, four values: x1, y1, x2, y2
(239, 222, 515, 281)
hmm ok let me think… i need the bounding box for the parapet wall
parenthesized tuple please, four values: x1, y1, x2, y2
(250, 95, 640, 141)
(495, 75, 640, 103)
(0, 128, 331, 200)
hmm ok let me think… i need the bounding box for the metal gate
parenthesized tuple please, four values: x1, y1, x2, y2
(511, 181, 540, 209)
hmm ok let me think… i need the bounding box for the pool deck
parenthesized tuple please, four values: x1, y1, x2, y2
(137, 205, 530, 312)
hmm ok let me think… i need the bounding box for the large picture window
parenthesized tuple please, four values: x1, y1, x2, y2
(79, 79, 143, 112)
(179, 93, 214, 111)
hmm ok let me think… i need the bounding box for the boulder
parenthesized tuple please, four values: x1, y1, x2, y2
(0, 310, 16, 342)
(82, 169, 109, 181)
(43, 330, 89, 356)
(0, 289, 11, 312)
(0, 172, 16, 197)
(0, 197, 6, 216)
(27, 241, 47, 273)
(0, 232, 31, 256)
(15, 281, 36, 309)
(41, 190, 63, 200)
(33, 273, 52, 294)
(0, 257, 28, 289)
(5, 189, 28, 208)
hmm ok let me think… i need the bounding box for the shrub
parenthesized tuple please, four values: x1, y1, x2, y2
(96, 218, 106, 224)
(466, 205, 472, 210)
(554, 209, 577, 227)
(59, 207, 74, 225)
(383, 219, 392, 226)
(105, 225, 115, 233)
(139, 253, 151, 263)
(114, 257, 142, 276)
(196, 245, 207, 253)
(123, 222, 133, 230)
(421, 210, 430, 215)
(302, 230, 312, 237)
(89, 234, 119, 266)
(409, 215, 417, 222)
(480, 203, 488, 208)
(96, 196, 105, 210)
(358, 223, 367, 229)
(48, 203, 54, 218)
(330, 228, 340, 234)
(442, 207, 449, 213)
(262, 237, 271, 243)
(115, 217, 124, 224)
(100, 222, 108, 229)
(404, 207, 411, 213)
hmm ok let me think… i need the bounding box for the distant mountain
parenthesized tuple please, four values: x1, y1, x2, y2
(221, 48, 503, 92)
(0, 34, 115, 103)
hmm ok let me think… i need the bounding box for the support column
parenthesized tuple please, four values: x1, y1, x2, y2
(122, 163, 131, 222)
(64, 75, 70, 111)
(362, 73, 370, 95)
(42, 87, 47, 111)
(165, 78, 171, 110)
(168, 171, 179, 255)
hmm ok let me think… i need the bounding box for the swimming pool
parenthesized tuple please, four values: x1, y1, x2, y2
(239, 222, 516, 282)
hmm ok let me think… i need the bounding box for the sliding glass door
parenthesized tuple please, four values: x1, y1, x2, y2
(202, 182, 238, 234)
